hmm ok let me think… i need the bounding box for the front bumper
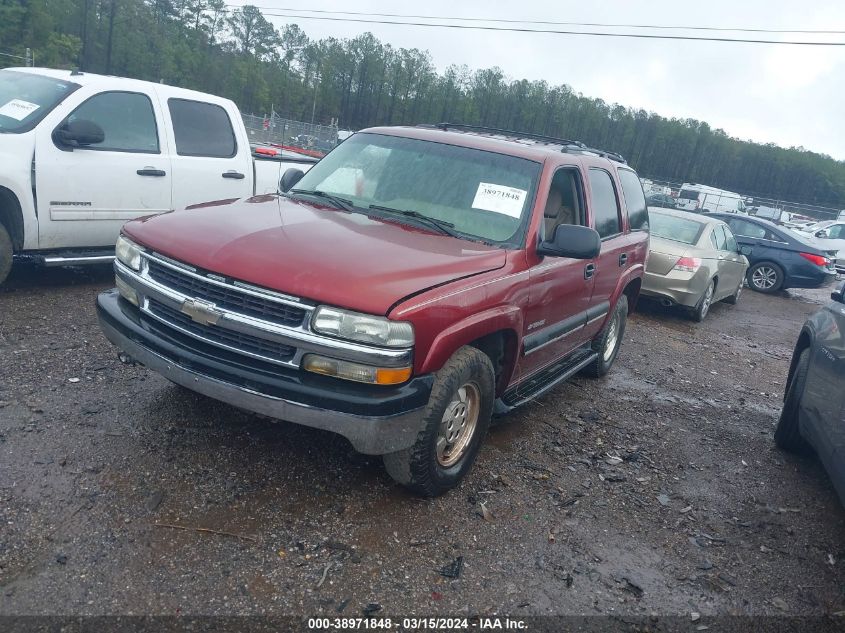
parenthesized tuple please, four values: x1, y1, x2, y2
(97, 290, 433, 455)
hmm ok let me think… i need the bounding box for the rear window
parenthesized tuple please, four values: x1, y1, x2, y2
(168, 98, 236, 157)
(678, 189, 700, 201)
(648, 211, 705, 245)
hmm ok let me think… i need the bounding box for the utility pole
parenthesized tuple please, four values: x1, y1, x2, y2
(25, 48, 31, 67)
(311, 64, 320, 125)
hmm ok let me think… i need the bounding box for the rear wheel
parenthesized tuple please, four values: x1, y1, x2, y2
(383, 346, 494, 497)
(690, 280, 715, 322)
(723, 280, 743, 305)
(747, 262, 784, 293)
(775, 349, 810, 453)
(0, 223, 12, 285)
(583, 294, 628, 378)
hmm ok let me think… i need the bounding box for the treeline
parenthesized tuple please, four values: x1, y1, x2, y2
(2, 0, 845, 206)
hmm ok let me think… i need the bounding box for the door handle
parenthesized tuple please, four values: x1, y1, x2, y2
(618, 253, 628, 267)
(584, 263, 596, 279)
(137, 168, 166, 177)
(222, 171, 245, 179)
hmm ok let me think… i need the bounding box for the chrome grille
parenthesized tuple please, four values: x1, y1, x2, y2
(147, 298, 296, 362)
(147, 260, 306, 327)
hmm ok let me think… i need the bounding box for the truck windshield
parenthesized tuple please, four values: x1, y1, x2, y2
(0, 70, 79, 133)
(292, 133, 541, 245)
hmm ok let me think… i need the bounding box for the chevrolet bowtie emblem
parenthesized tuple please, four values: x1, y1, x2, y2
(180, 299, 223, 326)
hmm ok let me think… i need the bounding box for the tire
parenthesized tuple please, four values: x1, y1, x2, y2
(0, 223, 12, 285)
(775, 348, 810, 453)
(383, 346, 495, 497)
(690, 279, 715, 322)
(747, 261, 784, 294)
(583, 294, 628, 378)
(723, 280, 743, 305)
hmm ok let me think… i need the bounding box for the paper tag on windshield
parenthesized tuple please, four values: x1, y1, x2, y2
(472, 183, 527, 218)
(0, 99, 40, 121)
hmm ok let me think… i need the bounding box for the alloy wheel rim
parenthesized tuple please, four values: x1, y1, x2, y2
(752, 266, 777, 289)
(436, 382, 480, 468)
(701, 283, 714, 317)
(603, 313, 620, 363)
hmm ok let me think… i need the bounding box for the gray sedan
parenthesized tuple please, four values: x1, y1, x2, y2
(777, 280, 845, 505)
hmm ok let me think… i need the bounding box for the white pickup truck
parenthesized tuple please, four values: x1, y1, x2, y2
(0, 67, 317, 284)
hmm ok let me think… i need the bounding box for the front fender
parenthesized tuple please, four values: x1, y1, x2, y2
(417, 305, 523, 381)
(0, 131, 37, 250)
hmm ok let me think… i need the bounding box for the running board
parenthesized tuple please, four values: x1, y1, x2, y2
(41, 253, 115, 266)
(495, 347, 597, 413)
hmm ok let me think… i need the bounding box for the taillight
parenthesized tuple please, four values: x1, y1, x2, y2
(673, 256, 702, 272)
(799, 252, 829, 267)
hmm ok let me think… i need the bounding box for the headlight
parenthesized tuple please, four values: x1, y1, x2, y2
(115, 235, 142, 271)
(312, 306, 414, 348)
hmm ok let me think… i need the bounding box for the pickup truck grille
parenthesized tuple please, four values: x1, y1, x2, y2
(147, 298, 296, 362)
(147, 260, 306, 328)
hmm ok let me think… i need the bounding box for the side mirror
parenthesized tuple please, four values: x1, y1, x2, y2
(538, 224, 601, 259)
(815, 230, 828, 238)
(279, 168, 305, 193)
(53, 119, 105, 148)
(739, 245, 752, 256)
(832, 281, 845, 304)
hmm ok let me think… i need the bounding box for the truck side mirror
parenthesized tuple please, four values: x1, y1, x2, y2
(816, 230, 828, 238)
(832, 281, 845, 304)
(53, 119, 105, 149)
(279, 168, 305, 193)
(538, 224, 601, 259)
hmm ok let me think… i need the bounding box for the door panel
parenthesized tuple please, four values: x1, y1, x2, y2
(161, 97, 254, 210)
(34, 90, 172, 249)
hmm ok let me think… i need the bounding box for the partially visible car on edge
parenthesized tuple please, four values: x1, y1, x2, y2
(799, 221, 845, 274)
(646, 193, 677, 209)
(641, 207, 748, 321)
(95, 124, 650, 496)
(676, 183, 747, 215)
(753, 206, 793, 225)
(708, 213, 838, 293)
(0, 67, 310, 286)
(776, 280, 845, 505)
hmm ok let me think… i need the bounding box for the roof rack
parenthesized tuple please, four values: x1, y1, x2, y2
(424, 122, 627, 164)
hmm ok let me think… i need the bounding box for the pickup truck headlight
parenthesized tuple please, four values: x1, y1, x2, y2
(115, 235, 143, 271)
(312, 306, 414, 348)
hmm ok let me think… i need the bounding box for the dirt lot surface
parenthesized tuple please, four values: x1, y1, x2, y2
(1, 263, 844, 619)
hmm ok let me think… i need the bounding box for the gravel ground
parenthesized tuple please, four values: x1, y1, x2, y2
(1, 262, 844, 618)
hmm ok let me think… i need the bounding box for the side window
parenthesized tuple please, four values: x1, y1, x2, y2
(618, 168, 648, 231)
(829, 224, 845, 240)
(168, 98, 236, 157)
(542, 168, 584, 240)
(588, 169, 622, 238)
(709, 230, 719, 250)
(64, 91, 159, 153)
(728, 218, 766, 239)
(723, 225, 738, 251)
(713, 225, 728, 250)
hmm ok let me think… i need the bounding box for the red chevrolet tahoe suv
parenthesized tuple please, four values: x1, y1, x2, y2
(97, 124, 650, 496)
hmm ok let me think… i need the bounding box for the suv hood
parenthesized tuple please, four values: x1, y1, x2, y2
(123, 195, 507, 316)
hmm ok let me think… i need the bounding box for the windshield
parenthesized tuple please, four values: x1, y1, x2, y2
(292, 133, 541, 245)
(648, 210, 705, 244)
(0, 70, 79, 133)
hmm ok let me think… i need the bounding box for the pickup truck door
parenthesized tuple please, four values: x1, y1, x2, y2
(158, 95, 255, 210)
(34, 89, 173, 249)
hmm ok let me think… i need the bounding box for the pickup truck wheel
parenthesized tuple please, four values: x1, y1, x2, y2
(775, 348, 811, 453)
(383, 346, 494, 497)
(0, 223, 12, 285)
(583, 294, 628, 378)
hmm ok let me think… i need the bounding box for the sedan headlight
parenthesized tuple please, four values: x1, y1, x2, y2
(115, 235, 143, 271)
(312, 306, 414, 348)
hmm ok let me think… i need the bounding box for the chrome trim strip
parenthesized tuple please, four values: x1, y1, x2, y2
(524, 324, 584, 356)
(585, 311, 608, 326)
(44, 255, 115, 266)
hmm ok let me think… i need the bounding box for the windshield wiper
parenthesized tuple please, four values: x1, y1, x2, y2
(368, 205, 461, 238)
(289, 189, 355, 213)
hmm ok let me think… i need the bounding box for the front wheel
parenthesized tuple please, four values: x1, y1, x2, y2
(383, 346, 495, 497)
(690, 280, 715, 322)
(0, 223, 13, 285)
(747, 262, 784, 293)
(775, 348, 811, 453)
(723, 280, 743, 305)
(583, 294, 628, 378)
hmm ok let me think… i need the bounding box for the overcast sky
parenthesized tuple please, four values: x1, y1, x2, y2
(246, 0, 845, 160)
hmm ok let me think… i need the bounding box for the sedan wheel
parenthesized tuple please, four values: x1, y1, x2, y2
(748, 262, 783, 293)
(691, 280, 714, 322)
